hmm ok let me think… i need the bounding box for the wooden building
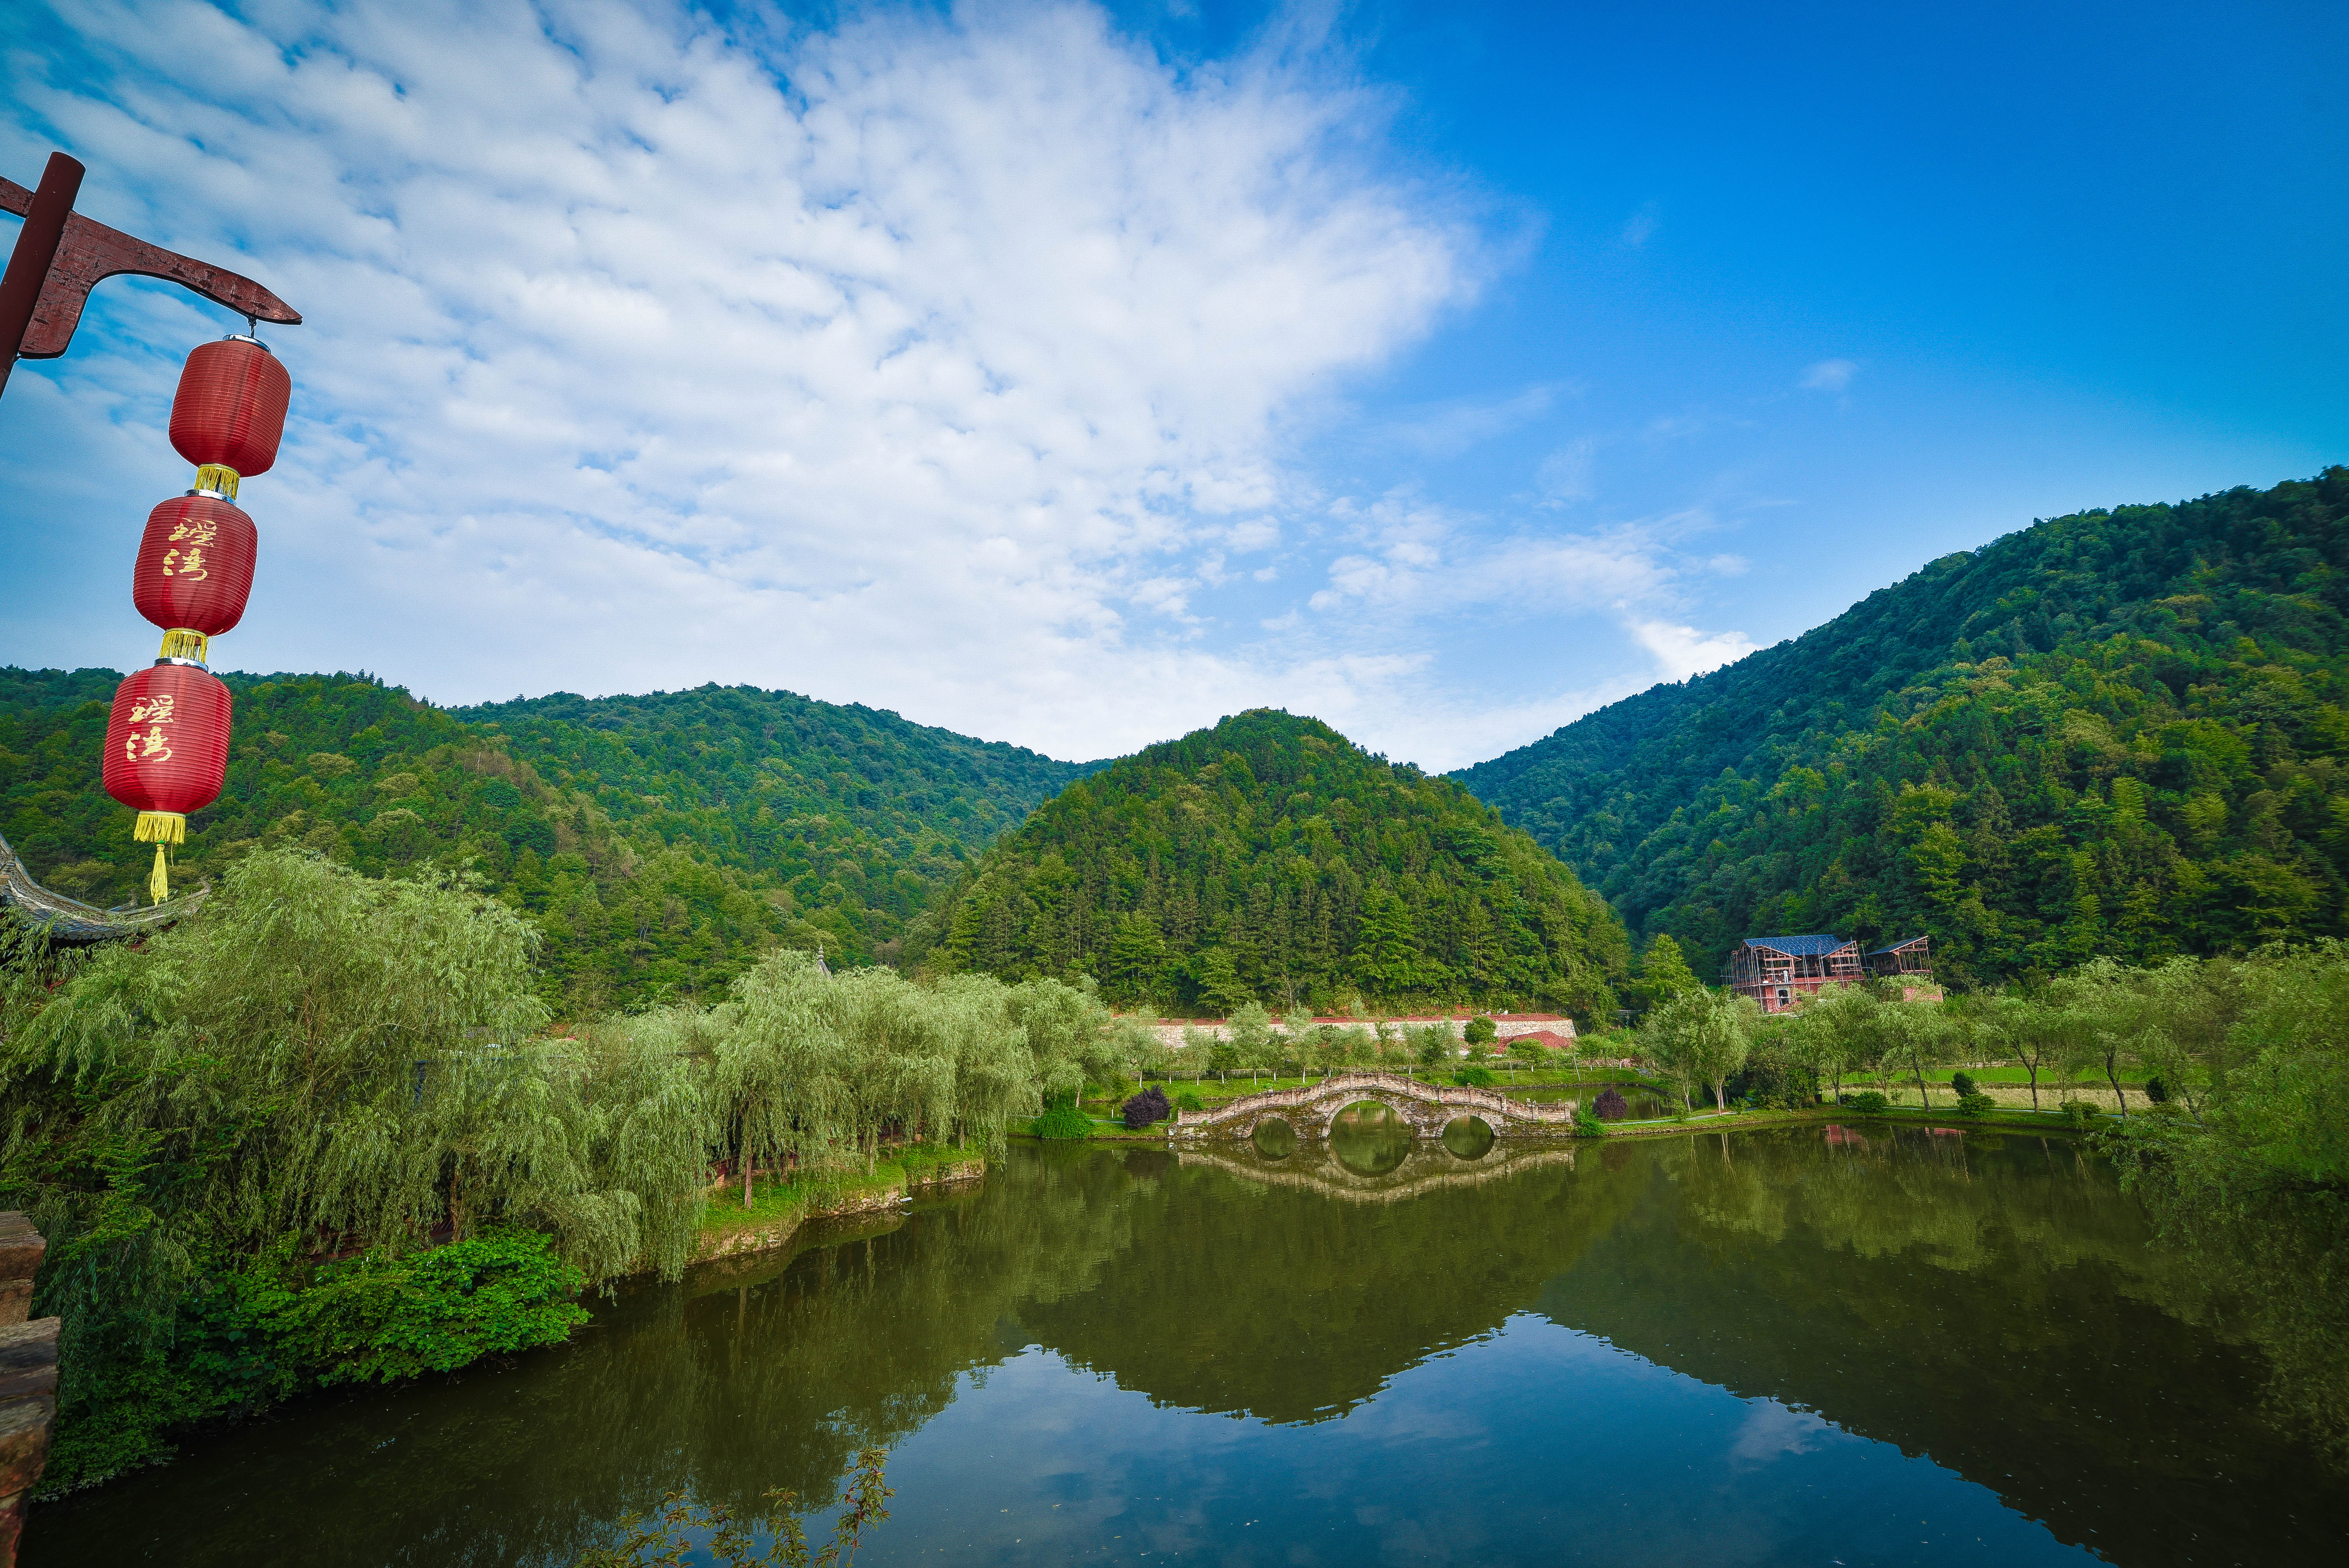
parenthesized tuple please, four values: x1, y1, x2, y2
(1722, 934, 1864, 1014)
(1866, 935, 1931, 979)
(1866, 935, 1936, 1000)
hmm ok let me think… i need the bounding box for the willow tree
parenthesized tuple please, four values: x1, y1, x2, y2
(713, 953, 1049, 1191)
(1786, 983, 1880, 1103)
(1640, 987, 1758, 1111)
(1, 850, 717, 1489)
(5, 852, 710, 1285)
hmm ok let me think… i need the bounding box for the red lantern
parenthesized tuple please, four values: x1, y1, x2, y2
(168, 336, 291, 496)
(102, 663, 233, 903)
(130, 494, 258, 662)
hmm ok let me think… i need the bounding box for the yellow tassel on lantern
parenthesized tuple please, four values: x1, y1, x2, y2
(135, 811, 187, 845)
(135, 812, 185, 904)
(192, 463, 241, 500)
(159, 628, 211, 663)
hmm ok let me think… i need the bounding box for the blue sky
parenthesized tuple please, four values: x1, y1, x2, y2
(2, 1, 2342, 768)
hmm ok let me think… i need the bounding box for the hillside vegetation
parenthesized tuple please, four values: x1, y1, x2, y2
(1456, 469, 2349, 985)
(0, 672, 1092, 1007)
(912, 709, 1631, 1017)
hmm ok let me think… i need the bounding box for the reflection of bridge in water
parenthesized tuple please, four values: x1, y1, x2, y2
(1177, 1139, 1577, 1203)
(1171, 1070, 1578, 1141)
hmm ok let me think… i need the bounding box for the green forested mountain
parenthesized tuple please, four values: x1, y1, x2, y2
(1455, 469, 2349, 986)
(911, 709, 1631, 1017)
(0, 672, 1093, 1007)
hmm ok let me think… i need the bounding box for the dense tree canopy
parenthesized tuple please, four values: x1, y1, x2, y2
(1457, 470, 2349, 985)
(0, 672, 1094, 1008)
(910, 709, 1631, 1017)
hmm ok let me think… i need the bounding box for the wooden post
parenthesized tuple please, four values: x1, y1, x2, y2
(0, 1212, 57, 1568)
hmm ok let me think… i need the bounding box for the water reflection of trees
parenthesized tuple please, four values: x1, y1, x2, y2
(1541, 1126, 2344, 1566)
(32, 1131, 2349, 1566)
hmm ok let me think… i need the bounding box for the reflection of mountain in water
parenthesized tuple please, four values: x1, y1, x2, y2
(1534, 1128, 2341, 1566)
(31, 1130, 2349, 1567)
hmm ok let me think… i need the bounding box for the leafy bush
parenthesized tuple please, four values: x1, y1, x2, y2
(1950, 1071, 1979, 1099)
(2060, 1098, 2101, 1130)
(1593, 1086, 1630, 1121)
(255, 1232, 587, 1387)
(1843, 1090, 1890, 1114)
(39, 1233, 588, 1492)
(2144, 1074, 2171, 1104)
(1174, 1090, 1206, 1112)
(1030, 1104, 1094, 1139)
(1464, 1016, 1497, 1045)
(1955, 1092, 1996, 1118)
(1121, 1087, 1171, 1130)
(1454, 1067, 1496, 1088)
(1572, 1105, 1607, 1139)
(1727, 1041, 1803, 1108)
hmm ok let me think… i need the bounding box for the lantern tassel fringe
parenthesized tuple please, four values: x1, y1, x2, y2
(159, 628, 210, 663)
(134, 812, 187, 845)
(134, 813, 185, 905)
(192, 463, 241, 501)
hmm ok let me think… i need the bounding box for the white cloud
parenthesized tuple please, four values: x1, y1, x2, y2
(1535, 435, 1600, 504)
(1373, 381, 1565, 456)
(1620, 201, 1659, 248)
(1630, 618, 1760, 680)
(0, 0, 1470, 761)
(1801, 358, 1858, 391)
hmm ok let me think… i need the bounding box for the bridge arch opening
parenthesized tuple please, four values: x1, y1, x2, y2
(1440, 1115, 1496, 1161)
(1331, 1101, 1414, 1176)
(1251, 1117, 1298, 1159)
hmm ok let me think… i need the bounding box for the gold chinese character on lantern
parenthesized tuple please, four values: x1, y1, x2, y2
(160, 547, 210, 581)
(124, 724, 174, 763)
(168, 520, 219, 546)
(128, 695, 178, 725)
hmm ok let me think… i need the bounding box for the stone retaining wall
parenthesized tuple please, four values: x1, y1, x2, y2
(0, 1214, 56, 1568)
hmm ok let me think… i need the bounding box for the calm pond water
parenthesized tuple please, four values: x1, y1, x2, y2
(30, 1121, 2349, 1566)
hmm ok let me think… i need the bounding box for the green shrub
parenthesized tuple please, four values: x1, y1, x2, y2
(2144, 1074, 2171, 1104)
(1175, 1090, 1206, 1112)
(1454, 1067, 1496, 1088)
(1464, 1016, 1497, 1046)
(254, 1231, 587, 1386)
(42, 1233, 588, 1493)
(2060, 1098, 2100, 1130)
(1950, 1071, 1979, 1099)
(1030, 1104, 1094, 1139)
(1843, 1090, 1890, 1114)
(1572, 1105, 1607, 1139)
(1956, 1092, 1996, 1118)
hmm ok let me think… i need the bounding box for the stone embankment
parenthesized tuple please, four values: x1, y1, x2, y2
(0, 1213, 58, 1568)
(693, 1156, 987, 1263)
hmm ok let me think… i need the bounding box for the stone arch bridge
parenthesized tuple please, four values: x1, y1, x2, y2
(1171, 1071, 1577, 1142)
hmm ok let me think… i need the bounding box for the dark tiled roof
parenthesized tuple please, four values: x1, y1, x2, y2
(1866, 936, 1930, 956)
(1743, 934, 1854, 957)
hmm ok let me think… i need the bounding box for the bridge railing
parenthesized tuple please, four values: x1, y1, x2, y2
(1171, 1070, 1576, 1129)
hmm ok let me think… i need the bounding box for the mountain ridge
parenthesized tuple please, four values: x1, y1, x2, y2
(911, 707, 1631, 1018)
(0, 669, 1097, 1007)
(1453, 468, 2349, 984)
